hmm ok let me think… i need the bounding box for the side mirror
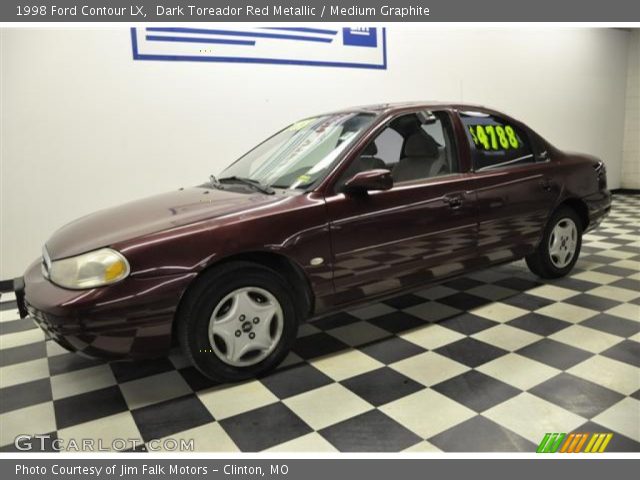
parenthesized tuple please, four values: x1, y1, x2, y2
(344, 169, 393, 193)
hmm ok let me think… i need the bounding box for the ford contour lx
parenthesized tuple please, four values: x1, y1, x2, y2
(15, 103, 612, 381)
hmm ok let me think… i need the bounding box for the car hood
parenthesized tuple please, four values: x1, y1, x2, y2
(45, 187, 283, 260)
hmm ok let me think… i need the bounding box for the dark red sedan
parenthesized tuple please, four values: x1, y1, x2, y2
(16, 102, 611, 381)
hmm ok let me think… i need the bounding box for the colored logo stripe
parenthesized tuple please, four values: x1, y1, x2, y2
(560, 433, 589, 453)
(585, 433, 613, 453)
(537, 433, 613, 453)
(537, 433, 566, 453)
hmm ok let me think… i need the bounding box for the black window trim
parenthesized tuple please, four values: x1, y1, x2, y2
(528, 130, 552, 164)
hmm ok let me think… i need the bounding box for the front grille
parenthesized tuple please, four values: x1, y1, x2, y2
(26, 304, 77, 353)
(27, 304, 64, 342)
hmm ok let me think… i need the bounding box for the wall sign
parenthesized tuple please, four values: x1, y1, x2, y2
(130, 26, 387, 69)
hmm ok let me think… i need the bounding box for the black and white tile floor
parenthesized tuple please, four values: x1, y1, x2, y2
(1, 195, 639, 453)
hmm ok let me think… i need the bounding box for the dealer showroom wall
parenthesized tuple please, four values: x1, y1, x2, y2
(0, 27, 637, 279)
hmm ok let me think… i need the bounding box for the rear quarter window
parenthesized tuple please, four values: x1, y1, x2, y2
(460, 111, 535, 171)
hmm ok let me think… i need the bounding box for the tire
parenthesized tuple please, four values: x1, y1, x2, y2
(526, 206, 583, 279)
(177, 261, 299, 382)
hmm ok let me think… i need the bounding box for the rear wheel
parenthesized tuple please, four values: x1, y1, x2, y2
(526, 206, 582, 279)
(177, 262, 299, 382)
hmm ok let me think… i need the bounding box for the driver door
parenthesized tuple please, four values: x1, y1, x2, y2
(325, 110, 478, 306)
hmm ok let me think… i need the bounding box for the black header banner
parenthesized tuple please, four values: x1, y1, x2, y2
(1, 0, 639, 22)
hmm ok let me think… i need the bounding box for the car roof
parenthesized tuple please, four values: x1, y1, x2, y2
(326, 101, 490, 115)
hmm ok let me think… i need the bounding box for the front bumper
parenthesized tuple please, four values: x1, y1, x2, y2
(13, 277, 28, 318)
(17, 260, 196, 360)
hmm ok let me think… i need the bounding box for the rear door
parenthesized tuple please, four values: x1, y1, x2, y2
(458, 110, 559, 262)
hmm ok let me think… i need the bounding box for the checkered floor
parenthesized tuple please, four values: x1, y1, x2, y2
(1, 195, 639, 453)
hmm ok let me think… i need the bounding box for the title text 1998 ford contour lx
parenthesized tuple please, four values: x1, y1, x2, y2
(15, 103, 611, 381)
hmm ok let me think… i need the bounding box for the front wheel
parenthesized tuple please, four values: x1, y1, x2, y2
(526, 206, 583, 279)
(177, 262, 299, 382)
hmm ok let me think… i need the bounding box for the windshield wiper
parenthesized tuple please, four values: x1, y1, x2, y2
(218, 176, 275, 195)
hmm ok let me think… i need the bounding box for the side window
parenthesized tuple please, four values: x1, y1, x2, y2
(337, 110, 458, 189)
(460, 111, 534, 171)
(372, 128, 403, 169)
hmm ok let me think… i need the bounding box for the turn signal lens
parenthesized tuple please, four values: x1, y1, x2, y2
(104, 259, 126, 282)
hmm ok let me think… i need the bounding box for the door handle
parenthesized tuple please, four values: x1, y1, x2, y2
(445, 194, 464, 209)
(540, 178, 552, 192)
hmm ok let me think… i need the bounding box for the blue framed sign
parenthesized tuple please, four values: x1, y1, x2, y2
(130, 27, 387, 69)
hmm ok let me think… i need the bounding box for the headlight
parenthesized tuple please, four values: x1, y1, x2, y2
(47, 248, 130, 289)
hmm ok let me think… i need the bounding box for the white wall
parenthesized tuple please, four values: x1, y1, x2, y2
(0, 27, 632, 279)
(622, 29, 640, 189)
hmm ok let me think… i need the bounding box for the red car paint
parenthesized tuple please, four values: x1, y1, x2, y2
(17, 103, 611, 359)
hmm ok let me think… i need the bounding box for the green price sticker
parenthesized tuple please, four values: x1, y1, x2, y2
(469, 124, 520, 150)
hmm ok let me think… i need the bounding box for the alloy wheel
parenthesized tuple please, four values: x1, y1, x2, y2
(208, 287, 284, 367)
(548, 217, 578, 268)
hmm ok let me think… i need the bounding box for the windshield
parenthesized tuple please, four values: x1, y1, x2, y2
(220, 112, 376, 190)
